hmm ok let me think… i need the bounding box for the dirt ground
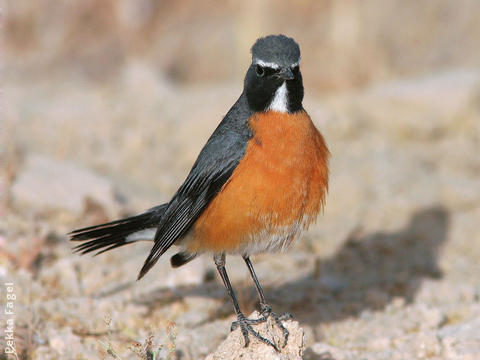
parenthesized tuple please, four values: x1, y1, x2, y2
(2, 1, 480, 359)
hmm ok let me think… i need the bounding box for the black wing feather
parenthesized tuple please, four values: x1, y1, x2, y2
(137, 94, 252, 279)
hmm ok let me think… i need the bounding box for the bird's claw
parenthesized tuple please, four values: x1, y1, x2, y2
(231, 313, 279, 351)
(231, 314, 267, 330)
(230, 305, 292, 349)
(260, 303, 291, 347)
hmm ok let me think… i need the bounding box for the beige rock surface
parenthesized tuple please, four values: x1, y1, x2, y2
(206, 312, 305, 360)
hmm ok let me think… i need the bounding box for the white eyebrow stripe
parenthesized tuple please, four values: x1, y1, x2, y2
(253, 59, 301, 69)
(253, 59, 280, 69)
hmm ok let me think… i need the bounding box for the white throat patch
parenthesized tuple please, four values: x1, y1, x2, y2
(268, 82, 288, 113)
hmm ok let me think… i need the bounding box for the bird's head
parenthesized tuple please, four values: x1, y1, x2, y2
(244, 34, 303, 113)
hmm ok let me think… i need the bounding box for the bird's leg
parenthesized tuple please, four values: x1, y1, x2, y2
(242, 255, 292, 347)
(214, 253, 279, 351)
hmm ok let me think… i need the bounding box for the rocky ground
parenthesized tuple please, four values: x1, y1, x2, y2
(1, 65, 480, 359)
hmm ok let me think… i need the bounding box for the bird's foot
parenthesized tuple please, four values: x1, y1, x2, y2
(231, 313, 279, 351)
(230, 305, 293, 350)
(260, 303, 292, 347)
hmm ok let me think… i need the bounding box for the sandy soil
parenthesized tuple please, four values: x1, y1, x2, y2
(2, 2, 480, 358)
(2, 66, 480, 359)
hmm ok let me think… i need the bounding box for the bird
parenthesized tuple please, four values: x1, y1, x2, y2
(70, 34, 329, 351)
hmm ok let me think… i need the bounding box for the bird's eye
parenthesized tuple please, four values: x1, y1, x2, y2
(255, 65, 265, 77)
(292, 65, 299, 75)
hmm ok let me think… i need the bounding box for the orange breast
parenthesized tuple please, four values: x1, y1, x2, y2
(188, 110, 329, 254)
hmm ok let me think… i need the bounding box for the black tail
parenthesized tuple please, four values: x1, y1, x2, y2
(69, 204, 167, 256)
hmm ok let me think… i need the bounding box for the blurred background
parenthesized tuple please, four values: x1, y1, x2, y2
(1, 1, 480, 359)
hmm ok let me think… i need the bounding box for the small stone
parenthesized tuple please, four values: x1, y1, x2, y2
(367, 336, 391, 351)
(438, 316, 480, 358)
(11, 154, 118, 214)
(417, 305, 446, 329)
(413, 333, 442, 358)
(310, 342, 355, 360)
(40, 258, 81, 296)
(205, 312, 305, 360)
(387, 297, 406, 312)
(459, 285, 478, 302)
(47, 327, 83, 356)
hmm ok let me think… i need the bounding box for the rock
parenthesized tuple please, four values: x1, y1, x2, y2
(356, 69, 480, 140)
(205, 312, 305, 360)
(40, 258, 81, 297)
(175, 319, 233, 359)
(367, 336, 391, 352)
(416, 304, 446, 330)
(11, 154, 118, 214)
(412, 332, 442, 359)
(31, 326, 96, 360)
(438, 316, 480, 359)
(309, 342, 357, 360)
(48, 328, 81, 356)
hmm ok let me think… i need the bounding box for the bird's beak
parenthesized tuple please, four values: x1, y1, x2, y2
(277, 67, 294, 80)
